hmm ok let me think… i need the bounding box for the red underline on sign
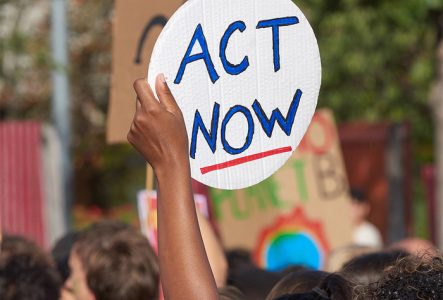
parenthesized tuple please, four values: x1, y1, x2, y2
(200, 146, 293, 175)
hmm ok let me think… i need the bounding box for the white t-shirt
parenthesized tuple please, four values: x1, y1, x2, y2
(353, 221, 383, 248)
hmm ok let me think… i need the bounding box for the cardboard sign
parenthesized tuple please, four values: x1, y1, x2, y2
(107, 0, 184, 143)
(137, 190, 209, 252)
(210, 110, 353, 271)
(148, 0, 321, 189)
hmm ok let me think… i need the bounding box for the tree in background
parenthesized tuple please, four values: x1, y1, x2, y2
(430, 7, 443, 248)
(297, 0, 442, 163)
(0, 0, 51, 120)
(68, 0, 146, 209)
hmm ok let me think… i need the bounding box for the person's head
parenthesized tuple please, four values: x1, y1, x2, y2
(66, 220, 159, 300)
(226, 248, 287, 300)
(266, 270, 329, 300)
(350, 188, 370, 225)
(0, 234, 54, 268)
(0, 235, 62, 300)
(228, 265, 284, 300)
(340, 250, 408, 286)
(0, 254, 62, 300)
(226, 249, 254, 276)
(357, 254, 443, 299)
(272, 273, 353, 300)
(326, 245, 376, 272)
(218, 286, 245, 300)
(52, 231, 79, 283)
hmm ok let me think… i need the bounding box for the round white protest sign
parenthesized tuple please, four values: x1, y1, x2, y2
(148, 0, 321, 190)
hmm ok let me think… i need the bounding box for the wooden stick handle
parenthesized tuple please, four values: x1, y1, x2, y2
(146, 163, 155, 191)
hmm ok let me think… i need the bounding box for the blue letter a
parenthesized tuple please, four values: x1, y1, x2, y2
(252, 89, 302, 137)
(190, 102, 220, 159)
(175, 24, 220, 84)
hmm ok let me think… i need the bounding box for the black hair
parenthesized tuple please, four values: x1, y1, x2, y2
(0, 254, 61, 300)
(51, 231, 79, 282)
(272, 273, 353, 300)
(358, 255, 443, 300)
(266, 270, 329, 300)
(228, 266, 284, 300)
(340, 250, 408, 286)
(350, 188, 366, 204)
(218, 286, 245, 300)
(226, 249, 253, 275)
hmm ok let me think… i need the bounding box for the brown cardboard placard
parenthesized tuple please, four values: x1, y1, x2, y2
(107, 0, 184, 143)
(210, 109, 353, 271)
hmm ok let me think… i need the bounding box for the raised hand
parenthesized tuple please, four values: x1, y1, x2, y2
(128, 74, 189, 172)
(128, 74, 218, 300)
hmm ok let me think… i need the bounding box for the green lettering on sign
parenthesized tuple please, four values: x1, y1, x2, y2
(292, 159, 309, 203)
(210, 176, 284, 221)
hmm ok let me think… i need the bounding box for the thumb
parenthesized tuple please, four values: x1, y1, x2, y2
(155, 73, 180, 114)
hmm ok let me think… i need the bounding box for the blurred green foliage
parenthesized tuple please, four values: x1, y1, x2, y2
(0, 0, 52, 120)
(68, 0, 147, 209)
(296, 0, 443, 164)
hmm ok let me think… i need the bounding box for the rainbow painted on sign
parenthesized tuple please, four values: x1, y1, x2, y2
(254, 207, 330, 271)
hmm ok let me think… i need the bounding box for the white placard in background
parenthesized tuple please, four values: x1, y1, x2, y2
(148, 0, 321, 190)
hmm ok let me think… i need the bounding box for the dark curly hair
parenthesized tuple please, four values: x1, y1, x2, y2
(357, 254, 443, 300)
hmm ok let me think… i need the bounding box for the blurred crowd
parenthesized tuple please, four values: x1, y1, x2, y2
(0, 206, 441, 300)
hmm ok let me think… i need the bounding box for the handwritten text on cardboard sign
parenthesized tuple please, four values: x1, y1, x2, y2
(174, 17, 302, 171)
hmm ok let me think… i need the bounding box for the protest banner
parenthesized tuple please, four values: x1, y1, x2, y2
(210, 109, 353, 271)
(148, 0, 321, 189)
(107, 0, 184, 143)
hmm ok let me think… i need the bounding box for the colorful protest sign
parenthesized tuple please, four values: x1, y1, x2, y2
(210, 110, 353, 271)
(148, 0, 321, 189)
(107, 0, 183, 143)
(137, 190, 209, 252)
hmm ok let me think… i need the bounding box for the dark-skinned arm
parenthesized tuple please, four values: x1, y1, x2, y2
(128, 75, 218, 300)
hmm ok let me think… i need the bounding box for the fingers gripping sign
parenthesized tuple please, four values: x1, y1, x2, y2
(155, 74, 181, 115)
(128, 75, 189, 171)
